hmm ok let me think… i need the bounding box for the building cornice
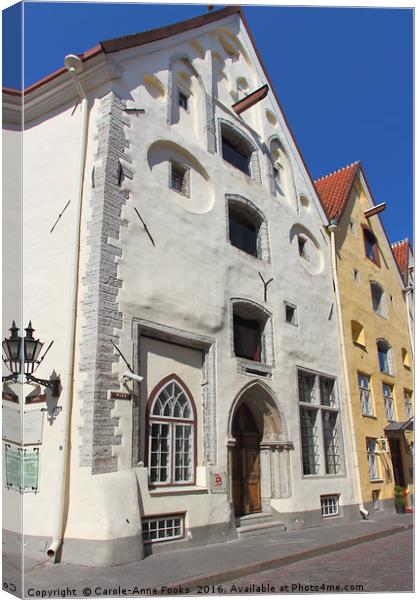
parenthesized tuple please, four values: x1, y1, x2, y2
(3, 54, 123, 126)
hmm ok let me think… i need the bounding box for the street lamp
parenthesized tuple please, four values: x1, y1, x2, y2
(2, 321, 60, 396)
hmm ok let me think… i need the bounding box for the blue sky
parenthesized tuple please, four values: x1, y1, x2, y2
(2, 2, 413, 243)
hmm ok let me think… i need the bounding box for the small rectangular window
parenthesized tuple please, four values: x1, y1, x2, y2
(142, 515, 184, 544)
(372, 490, 380, 511)
(354, 269, 360, 283)
(284, 302, 298, 326)
(383, 384, 395, 422)
(178, 90, 188, 110)
(321, 495, 339, 517)
(298, 235, 309, 260)
(404, 390, 413, 418)
(358, 372, 373, 416)
(170, 162, 189, 196)
(366, 438, 379, 480)
(363, 228, 380, 266)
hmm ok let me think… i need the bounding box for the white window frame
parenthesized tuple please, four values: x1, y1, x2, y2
(383, 383, 395, 422)
(142, 514, 184, 544)
(321, 494, 340, 517)
(148, 379, 195, 486)
(404, 390, 413, 418)
(358, 372, 373, 416)
(366, 438, 380, 480)
(298, 370, 342, 477)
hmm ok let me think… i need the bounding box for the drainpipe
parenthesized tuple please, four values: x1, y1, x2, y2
(47, 55, 89, 560)
(327, 220, 369, 519)
(403, 286, 414, 353)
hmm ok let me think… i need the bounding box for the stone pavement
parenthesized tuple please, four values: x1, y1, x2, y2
(2, 512, 413, 598)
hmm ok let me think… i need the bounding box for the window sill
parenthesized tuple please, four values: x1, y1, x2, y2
(302, 473, 345, 480)
(369, 479, 384, 484)
(236, 358, 272, 379)
(361, 413, 377, 419)
(149, 485, 208, 497)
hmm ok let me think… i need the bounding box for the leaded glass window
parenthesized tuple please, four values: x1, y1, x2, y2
(148, 378, 195, 485)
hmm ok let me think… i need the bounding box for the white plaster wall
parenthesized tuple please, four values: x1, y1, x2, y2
(2, 11, 358, 551)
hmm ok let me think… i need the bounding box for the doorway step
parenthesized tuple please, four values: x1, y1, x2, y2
(235, 511, 286, 539)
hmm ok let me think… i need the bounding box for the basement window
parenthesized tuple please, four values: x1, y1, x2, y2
(321, 495, 340, 517)
(170, 161, 189, 196)
(142, 514, 184, 544)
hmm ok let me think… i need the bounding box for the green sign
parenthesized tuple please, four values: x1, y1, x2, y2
(5, 446, 39, 493)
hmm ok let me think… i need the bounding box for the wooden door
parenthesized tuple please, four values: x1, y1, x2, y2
(232, 404, 262, 516)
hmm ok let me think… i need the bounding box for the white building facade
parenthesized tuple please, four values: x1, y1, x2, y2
(2, 7, 359, 567)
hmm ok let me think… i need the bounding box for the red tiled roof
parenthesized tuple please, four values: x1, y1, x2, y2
(391, 239, 410, 284)
(314, 161, 360, 221)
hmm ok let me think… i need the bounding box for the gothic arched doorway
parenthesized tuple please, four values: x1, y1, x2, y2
(232, 402, 263, 516)
(228, 380, 293, 518)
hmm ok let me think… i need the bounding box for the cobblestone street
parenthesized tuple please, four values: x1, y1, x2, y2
(225, 529, 414, 593)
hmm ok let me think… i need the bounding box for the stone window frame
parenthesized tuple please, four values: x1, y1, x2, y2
(169, 160, 190, 197)
(296, 367, 346, 479)
(132, 318, 217, 468)
(225, 194, 271, 263)
(217, 118, 261, 185)
(230, 298, 274, 379)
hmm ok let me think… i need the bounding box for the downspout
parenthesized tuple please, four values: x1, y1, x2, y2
(327, 220, 369, 519)
(403, 286, 414, 353)
(47, 55, 89, 560)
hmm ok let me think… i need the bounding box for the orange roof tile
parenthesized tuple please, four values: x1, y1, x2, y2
(391, 239, 410, 284)
(314, 161, 360, 221)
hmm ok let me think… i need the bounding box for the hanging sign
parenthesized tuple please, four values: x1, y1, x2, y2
(5, 445, 40, 493)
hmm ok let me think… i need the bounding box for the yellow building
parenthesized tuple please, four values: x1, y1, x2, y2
(315, 161, 413, 514)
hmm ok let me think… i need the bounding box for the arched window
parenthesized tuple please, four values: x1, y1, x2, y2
(351, 321, 366, 347)
(227, 196, 269, 261)
(232, 300, 274, 369)
(147, 376, 196, 485)
(370, 282, 386, 317)
(377, 340, 394, 376)
(219, 121, 260, 182)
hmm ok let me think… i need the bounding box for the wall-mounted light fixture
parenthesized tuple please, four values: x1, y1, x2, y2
(2, 321, 60, 396)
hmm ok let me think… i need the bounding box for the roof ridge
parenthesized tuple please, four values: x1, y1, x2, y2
(314, 160, 360, 183)
(391, 238, 409, 247)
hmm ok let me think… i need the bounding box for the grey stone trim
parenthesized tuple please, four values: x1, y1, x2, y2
(205, 92, 216, 153)
(79, 92, 130, 474)
(217, 118, 261, 185)
(132, 319, 217, 466)
(225, 194, 271, 263)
